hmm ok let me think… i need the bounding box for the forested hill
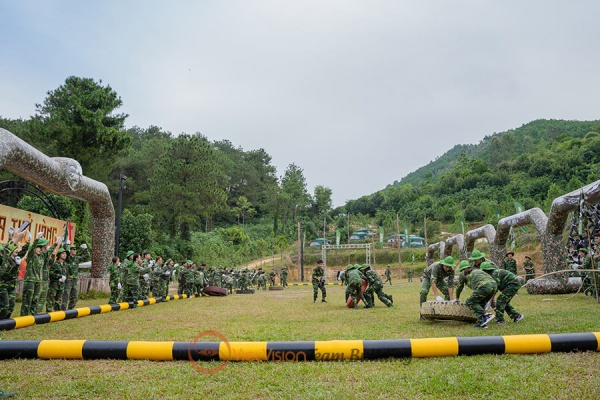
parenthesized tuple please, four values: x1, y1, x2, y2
(344, 118, 600, 239)
(397, 119, 600, 187)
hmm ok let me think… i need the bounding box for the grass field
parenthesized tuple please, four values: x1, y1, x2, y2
(1, 280, 599, 399)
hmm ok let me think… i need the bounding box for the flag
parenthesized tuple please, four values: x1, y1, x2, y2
(336, 230, 341, 246)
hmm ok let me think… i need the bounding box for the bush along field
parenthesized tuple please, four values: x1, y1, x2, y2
(1, 280, 599, 399)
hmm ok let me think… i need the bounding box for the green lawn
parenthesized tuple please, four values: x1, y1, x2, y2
(1, 281, 599, 399)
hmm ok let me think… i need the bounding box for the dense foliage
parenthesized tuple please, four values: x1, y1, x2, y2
(2, 76, 599, 264)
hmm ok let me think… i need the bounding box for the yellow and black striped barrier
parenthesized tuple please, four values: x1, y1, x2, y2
(0, 332, 597, 361)
(0, 294, 195, 331)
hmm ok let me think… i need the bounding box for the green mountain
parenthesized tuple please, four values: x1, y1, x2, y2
(344, 119, 600, 240)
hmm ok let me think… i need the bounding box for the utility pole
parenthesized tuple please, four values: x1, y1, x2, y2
(300, 220, 305, 282)
(396, 213, 402, 278)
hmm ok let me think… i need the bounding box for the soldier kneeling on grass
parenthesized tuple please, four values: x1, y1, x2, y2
(454, 261, 497, 328)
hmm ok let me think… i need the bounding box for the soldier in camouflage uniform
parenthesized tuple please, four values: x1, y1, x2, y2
(360, 265, 392, 308)
(419, 256, 455, 307)
(407, 268, 413, 282)
(0, 238, 25, 319)
(312, 260, 327, 303)
(480, 262, 524, 324)
(345, 264, 367, 309)
(256, 268, 267, 290)
(269, 269, 276, 287)
(384, 265, 392, 285)
(150, 256, 163, 298)
(177, 261, 188, 295)
(124, 253, 142, 307)
(61, 242, 89, 310)
(36, 236, 62, 314)
(160, 259, 174, 300)
(46, 247, 68, 312)
(502, 251, 518, 274)
(20, 234, 52, 316)
(119, 251, 135, 302)
(523, 256, 535, 283)
(280, 267, 288, 287)
(455, 261, 497, 328)
(107, 256, 121, 304)
(139, 252, 152, 300)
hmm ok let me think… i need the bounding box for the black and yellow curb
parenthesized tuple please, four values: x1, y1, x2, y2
(0, 332, 598, 361)
(0, 294, 197, 331)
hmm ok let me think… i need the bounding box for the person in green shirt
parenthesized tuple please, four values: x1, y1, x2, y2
(107, 256, 121, 304)
(455, 261, 497, 328)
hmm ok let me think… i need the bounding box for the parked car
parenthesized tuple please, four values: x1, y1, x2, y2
(309, 238, 331, 247)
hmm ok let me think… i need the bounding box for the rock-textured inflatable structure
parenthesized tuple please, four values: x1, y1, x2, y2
(0, 128, 114, 277)
(426, 180, 600, 294)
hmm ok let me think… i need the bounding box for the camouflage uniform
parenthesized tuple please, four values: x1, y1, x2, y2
(312, 263, 326, 302)
(280, 268, 288, 287)
(107, 260, 121, 304)
(46, 253, 67, 312)
(36, 244, 55, 314)
(456, 269, 497, 325)
(490, 268, 521, 322)
(61, 245, 90, 310)
(363, 267, 392, 307)
(269, 270, 276, 287)
(257, 271, 267, 290)
(345, 265, 367, 309)
(523, 259, 535, 283)
(407, 268, 413, 282)
(177, 262, 187, 295)
(581, 252, 598, 298)
(0, 242, 23, 319)
(384, 266, 392, 285)
(502, 254, 518, 274)
(139, 257, 151, 300)
(21, 238, 51, 316)
(124, 258, 141, 306)
(419, 261, 455, 306)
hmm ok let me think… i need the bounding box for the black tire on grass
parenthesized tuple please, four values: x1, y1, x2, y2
(235, 288, 255, 294)
(420, 300, 477, 322)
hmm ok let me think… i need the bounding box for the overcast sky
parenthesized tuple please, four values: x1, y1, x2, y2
(2, 1, 599, 207)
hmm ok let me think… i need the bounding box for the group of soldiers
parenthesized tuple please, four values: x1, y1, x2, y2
(0, 228, 89, 319)
(107, 254, 291, 304)
(420, 250, 525, 328)
(574, 235, 600, 299)
(312, 260, 393, 309)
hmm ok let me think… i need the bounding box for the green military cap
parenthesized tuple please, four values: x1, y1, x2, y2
(469, 250, 486, 260)
(345, 264, 354, 271)
(506, 251, 514, 256)
(187, 260, 193, 264)
(37, 238, 49, 247)
(458, 260, 470, 272)
(359, 264, 369, 271)
(579, 248, 590, 254)
(354, 264, 362, 270)
(126, 250, 135, 257)
(479, 261, 494, 271)
(440, 256, 455, 267)
(56, 247, 67, 255)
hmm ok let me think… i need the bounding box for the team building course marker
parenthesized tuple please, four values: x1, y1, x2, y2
(0, 294, 198, 331)
(0, 332, 598, 361)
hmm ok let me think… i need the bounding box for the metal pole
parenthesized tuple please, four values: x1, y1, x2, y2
(300, 220, 305, 282)
(114, 171, 126, 256)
